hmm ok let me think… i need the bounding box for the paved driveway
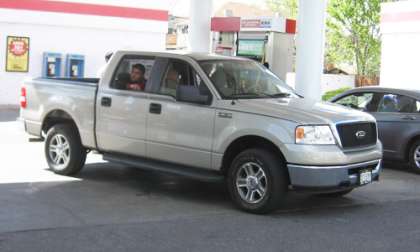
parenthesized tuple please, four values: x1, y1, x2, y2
(1, 109, 420, 251)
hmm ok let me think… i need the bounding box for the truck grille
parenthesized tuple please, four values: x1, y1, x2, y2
(336, 122, 377, 148)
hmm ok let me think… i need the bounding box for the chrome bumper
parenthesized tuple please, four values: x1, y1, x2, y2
(287, 159, 381, 191)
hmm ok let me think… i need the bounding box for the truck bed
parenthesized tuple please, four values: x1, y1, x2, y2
(47, 77, 100, 84)
(21, 77, 99, 149)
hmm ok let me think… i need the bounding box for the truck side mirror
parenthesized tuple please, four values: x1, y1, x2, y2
(176, 85, 210, 105)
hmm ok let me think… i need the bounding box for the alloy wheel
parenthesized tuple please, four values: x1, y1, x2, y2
(236, 162, 268, 204)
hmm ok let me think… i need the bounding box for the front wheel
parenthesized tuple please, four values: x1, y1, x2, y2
(227, 149, 288, 214)
(409, 140, 420, 174)
(45, 124, 87, 176)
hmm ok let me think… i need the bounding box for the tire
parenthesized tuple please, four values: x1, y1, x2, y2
(409, 139, 420, 174)
(318, 189, 353, 197)
(45, 123, 87, 176)
(227, 148, 288, 214)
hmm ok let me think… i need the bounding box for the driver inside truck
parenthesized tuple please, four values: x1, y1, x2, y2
(127, 63, 147, 91)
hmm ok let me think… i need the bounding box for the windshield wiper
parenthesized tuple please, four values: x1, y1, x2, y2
(230, 93, 270, 99)
(264, 92, 292, 98)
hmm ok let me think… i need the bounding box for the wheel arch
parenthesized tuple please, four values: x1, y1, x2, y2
(220, 135, 290, 183)
(41, 109, 81, 138)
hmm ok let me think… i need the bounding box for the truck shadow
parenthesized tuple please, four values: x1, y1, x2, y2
(0, 108, 19, 122)
(70, 162, 361, 214)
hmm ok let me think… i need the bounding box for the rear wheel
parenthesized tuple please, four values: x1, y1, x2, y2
(227, 149, 288, 214)
(45, 124, 87, 175)
(409, 140, 420, 174)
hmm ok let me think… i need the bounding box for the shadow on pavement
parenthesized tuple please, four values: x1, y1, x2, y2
(383, 160, 411, 172)
(73, 162, 231, 205)
(0, 108, 19, 122)
(70, 162, 361, 214)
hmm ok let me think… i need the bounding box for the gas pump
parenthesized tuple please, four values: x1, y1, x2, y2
(211, 16, 296, 80)
(211, 17, 241, 56)
(65, 54, 85, 78)
(239, 17, 296, 80)
(42, 52, 62, 78)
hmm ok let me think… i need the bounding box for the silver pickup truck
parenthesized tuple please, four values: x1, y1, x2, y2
(21, 50, 382, 213)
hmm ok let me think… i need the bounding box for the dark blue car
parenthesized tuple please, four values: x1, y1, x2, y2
(331, 87, 420, 173)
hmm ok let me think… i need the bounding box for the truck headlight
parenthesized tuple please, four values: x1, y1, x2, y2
(295, 125, 336, 145)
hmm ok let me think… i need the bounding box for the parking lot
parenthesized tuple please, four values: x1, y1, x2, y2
(1, 108, 420, 252)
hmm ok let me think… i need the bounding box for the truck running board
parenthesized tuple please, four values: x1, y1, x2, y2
(103, 153, 224, 183)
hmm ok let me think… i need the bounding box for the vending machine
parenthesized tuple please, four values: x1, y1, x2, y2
(42, 52, 62, 78)
(65, 54, 85, 78)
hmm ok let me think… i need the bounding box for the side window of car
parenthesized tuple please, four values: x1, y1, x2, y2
(336, 93, 375, 111)
(110, 55, 155, 92)
(378, 94, 418, 113)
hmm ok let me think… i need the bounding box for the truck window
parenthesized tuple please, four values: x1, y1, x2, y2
(200, 60, 296, 99)
(111, 55, 155, 92)
(158, 60, 210, 100)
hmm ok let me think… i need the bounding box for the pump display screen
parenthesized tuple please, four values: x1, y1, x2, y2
(237, 40, 265, 57)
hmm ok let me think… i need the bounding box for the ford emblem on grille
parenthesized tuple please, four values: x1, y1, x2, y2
(355, 130, 366, 139)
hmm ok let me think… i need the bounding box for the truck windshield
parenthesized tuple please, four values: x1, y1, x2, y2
(199, 60, 297, 99)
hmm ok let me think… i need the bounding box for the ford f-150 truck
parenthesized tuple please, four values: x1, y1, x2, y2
(21, 51, 382, 213)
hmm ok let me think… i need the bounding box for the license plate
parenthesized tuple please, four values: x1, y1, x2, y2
(359, 170, 372, 185)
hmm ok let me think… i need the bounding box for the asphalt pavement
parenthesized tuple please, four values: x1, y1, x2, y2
(1, 108, 420, 252)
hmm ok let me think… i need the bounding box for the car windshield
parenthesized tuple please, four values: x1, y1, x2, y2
(199, 60, 298, 99)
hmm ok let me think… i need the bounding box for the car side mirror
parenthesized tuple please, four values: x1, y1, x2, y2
(176, 85, 210, 105)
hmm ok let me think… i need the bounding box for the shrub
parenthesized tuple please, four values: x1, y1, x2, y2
(322, 87, 352, 101)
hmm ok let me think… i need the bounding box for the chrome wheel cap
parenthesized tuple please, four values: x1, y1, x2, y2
(236, 162, 267, 204)
(49, 134, 71, 170)
(414, 146, 420, 169)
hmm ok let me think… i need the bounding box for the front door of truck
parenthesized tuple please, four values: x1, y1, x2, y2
(146, 58, 216, 169)
(95, 54, 158, 157)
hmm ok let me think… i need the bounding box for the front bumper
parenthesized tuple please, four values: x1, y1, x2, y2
(287, 159, 381, 192)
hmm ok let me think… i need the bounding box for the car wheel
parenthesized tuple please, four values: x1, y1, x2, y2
(227, 149, 288, 214)
(409, 140, 420, 174)
(45, 124, 87, 175)
(318, 189, 353, 197)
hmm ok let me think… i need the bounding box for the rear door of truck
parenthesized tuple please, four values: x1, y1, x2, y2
(95, 54, 157, 157)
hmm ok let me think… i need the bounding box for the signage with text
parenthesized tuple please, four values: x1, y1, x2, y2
(6, 36, 30, 72)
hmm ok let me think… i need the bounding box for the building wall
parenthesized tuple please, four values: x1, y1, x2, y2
(0, 0, 169, 106)
(380, 0, 420, 89)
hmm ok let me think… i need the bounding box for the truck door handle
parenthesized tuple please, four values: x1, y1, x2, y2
(402, 115, 416, 120)
(149, 103, 162, 114)
(101, 97, 112, 107)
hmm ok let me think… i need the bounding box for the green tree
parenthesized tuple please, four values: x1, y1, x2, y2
(326, 0, 386, 84)
(265, 0, 298, 19)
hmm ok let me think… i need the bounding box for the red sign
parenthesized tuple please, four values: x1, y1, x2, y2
(241, 19, 261, 28)
(211, 17, 241, 32)
(8, 39, 29, 56)
(241, 18, 272, 29)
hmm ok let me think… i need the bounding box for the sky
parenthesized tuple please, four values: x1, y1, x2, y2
(168, 0, 265, 17)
